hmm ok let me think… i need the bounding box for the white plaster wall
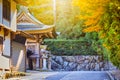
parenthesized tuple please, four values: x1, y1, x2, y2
(0, 56, 10, 69)
(3, 31, 11, 56)
(0, 28, 10, 69)
(3, 19, 10, 27)
(11, 41, 26, 72)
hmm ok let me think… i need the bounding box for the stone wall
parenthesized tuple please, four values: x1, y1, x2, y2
(51, 55, 116, 71)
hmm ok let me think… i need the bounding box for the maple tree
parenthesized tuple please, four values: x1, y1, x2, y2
(73, 0, 120, 68)
(72, 0, 109, 32)
(15, 0, 54, 24)
(28, 0, 54, 24)
(99, 0, 120, 68)
(15, 0, 41, 6)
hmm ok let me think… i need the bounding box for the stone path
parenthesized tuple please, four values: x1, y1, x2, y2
(45, 71, 111, 80)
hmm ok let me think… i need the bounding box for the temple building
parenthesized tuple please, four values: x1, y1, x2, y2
(0, 0, 56, 72)
(0, 0, 35, 72)
(17, 7, 57, 70)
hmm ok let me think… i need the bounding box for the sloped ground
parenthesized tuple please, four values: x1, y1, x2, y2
(110, 70, 120, 80)
(45, 71, 111, 80)
(1, 70, 119, 80)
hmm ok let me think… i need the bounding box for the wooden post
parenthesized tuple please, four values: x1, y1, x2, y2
(35, 34, 40, 70)
(39, 38, 43, 70)
(35, 42, 40, 70)
(48, 51, 51, 71)
(35, 35, 43, 70)
(40, 58, 43, 69)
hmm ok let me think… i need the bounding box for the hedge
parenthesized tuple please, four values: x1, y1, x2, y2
(44, 39, 101, 56)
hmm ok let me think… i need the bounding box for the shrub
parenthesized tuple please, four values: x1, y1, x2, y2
(44, 39, 102, 56)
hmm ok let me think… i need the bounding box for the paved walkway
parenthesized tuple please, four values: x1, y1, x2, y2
(45, 71, 111, 80)
(5, 71, 112, 80)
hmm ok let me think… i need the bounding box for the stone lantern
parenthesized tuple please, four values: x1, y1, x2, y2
(42, 50, 48, 70)
(41, 49, 51, 70)
(47, 51, 52, 71)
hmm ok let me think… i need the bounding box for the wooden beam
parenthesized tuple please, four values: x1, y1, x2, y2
(34, 34, 43, 43)
(35, 35, 39, 42)
(11, 32, 16, 40)
(44, 33, 49, 38)
(47, 32, 54, 38)
(0, 26, 2, 31)
(25, 28, 53, 34)
(4, 28, 9, 36)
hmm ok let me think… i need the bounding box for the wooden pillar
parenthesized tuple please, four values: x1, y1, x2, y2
(35, 35, 43, 70)
(35, 42, 40, 69)
(40, 58, 43, 69)
(39, 38, 43, 70)
(35, 35, 40, 70)
(48, 52, 51, 71)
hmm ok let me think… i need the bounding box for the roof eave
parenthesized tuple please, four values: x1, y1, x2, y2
(16, 30, 36, 40)
(0, 23, 16, 32)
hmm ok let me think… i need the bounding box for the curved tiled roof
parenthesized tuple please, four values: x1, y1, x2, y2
(17, 9, 57, 38)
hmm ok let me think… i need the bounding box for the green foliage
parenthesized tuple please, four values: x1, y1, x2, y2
(45, 32, 103, 56)
(99, 0, 120, 68)
(58, 21, 85, 39)
(45, 40, 95, 55)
